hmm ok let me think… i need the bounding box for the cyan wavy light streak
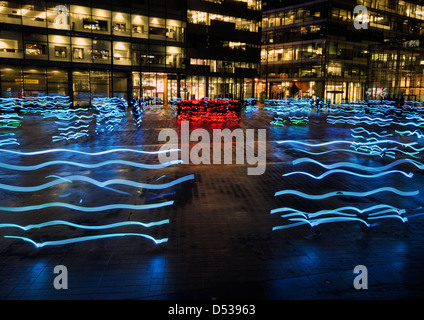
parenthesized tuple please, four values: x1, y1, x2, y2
(351, 127, 392, 137)
(292, 158, 424, 172)
(276, 139, 419, 149)
(396, 130, 424, 138)
(355, 146, 419, 158)
(59, 130, 89, 136)
(271, 204, 403, 216)
(5, 233, 168, 247)
(0, 115, 22, 120)
(289, 216, 371, 227)
(0, 174, 195, 192)
(282, 169, 413, 179)
(55, 120, 91, 126)
(272, 209, 408, 231)
(393, 121, 424, 127)
(0, 147, 180, 156)
(288, 147, 395, 158)
(274, 208, 405, 220)
(0, 219, 169, 231)
(327, 119, 392, 127)
(0, 159, 182, 171)
(274, 187, 418, 198)
(0, 139, 19, 147)
(57, 125, 90, 131)
(52, 132, 89, 142)
(0, 201, 174, 212)
(328, 115, 393, 122)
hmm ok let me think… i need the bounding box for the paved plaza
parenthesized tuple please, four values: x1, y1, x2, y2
(0, 103, 423, 300)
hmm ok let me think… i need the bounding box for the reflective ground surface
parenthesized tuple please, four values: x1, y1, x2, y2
(0, 103, 424, 299)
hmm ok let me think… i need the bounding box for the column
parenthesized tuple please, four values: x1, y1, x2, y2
(164, 73, 168, 106)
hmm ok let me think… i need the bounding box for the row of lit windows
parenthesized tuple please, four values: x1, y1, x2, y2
(263, 24, 324, 44)
(187, 10, 261, 33)
(262, 5, 323, 29)
(190, 58, 259, 73)
(371, 52, 422, 68)
(263, 63, 367, 80)
(263, 64, 324, 79)
(332, 6, 424, 35)
(361, 0, 424, 20)
(182, 75, 253, 100)
(222, 41, 261, 51)
(0, 66, 129, 101)
(0, 1, 185, 42)
(261, 43, 324, 63)
(0, 31, 184, 68)
(202, 0, 262, 11)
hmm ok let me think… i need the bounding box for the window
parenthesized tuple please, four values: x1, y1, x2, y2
(21, 0, 47, 28)
(71, 37, 91, 63)
(0, 30, 23, 58)
(149, 17, 166, 40)
(73, 47, 84, 59)
(25, 43, 46, 55)
(54, 46, 67, 58)
(131, 15, 148, 38)
(112, 12, 130, 36)
(91, 49, 109, 60)
(83, 18, 107, 31)
(113, 41, 131, 65)
(92, 40, 110, 63)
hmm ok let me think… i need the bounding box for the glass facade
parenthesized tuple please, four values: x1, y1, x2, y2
(0, 0, 262, 104)
(368, 41, 424, 101)
(0, 0, 187, 105)
(261, 0, 424, 102)
(186, 0, 262, 99)
(0, 2, 185, 41)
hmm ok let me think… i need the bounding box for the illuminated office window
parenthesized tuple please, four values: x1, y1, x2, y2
(112, 12, 130, 36)
(48, 35, 70, 62)
(166, 46, 182, 68)
(71, 37, 91, 63)
(0, 30, 23, 59)
(131, 14, 148, 38)
(188, 10, 208, 25)
(113, 41, 131, 66)
(166, 19, 184, 42)
(92, 39, 110, 64)
(188, 10, 259, 32)
(91, 8, 110, 34)
(0, 0, 21, 25)
(149, 17, 166, 40)
(202, 0, 261, 11)
(69, 5, 90, 32)
(24, 34, 47, 60)
(21, 0, 46, 27)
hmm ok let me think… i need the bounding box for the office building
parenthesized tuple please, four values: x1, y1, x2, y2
(261, 0, 424, 102)
(185, 0, 262, 99)
(0, 0, 262, 105)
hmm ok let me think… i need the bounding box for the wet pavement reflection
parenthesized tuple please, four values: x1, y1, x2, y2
(0, 100, 424, 299)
